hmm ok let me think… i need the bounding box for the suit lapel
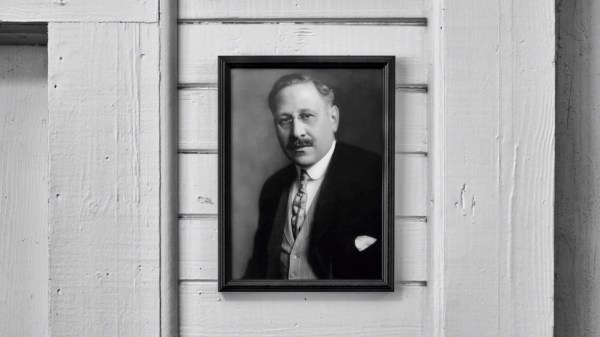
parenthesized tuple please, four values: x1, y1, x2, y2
(311, 145, 342, 242)
(265, 165, 296, 278)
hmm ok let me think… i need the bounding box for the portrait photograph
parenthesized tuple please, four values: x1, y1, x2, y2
(218, 56, 395, 291)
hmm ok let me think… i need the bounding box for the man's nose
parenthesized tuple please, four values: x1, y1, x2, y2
(291, 118, 306, 138)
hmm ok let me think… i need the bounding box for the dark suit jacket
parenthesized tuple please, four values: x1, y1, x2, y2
(244, 142, 383, 279)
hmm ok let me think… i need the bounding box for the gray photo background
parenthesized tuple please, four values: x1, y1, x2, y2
(229, 67, 385, 279)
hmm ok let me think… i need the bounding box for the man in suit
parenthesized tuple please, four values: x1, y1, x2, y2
(244, 73, 382, 280)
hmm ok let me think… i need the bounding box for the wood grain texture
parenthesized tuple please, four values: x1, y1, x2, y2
(179, 153, 427, 217)
(179, 282, 424, 337)
(0, 0, 157, 23)
(497, 1, 554, 335)
(178, 24, 427, 85)
(178, 0, 426, 20)
(179, 218, 427, 282)
(179, 88, 427, 153)
(430, 0, 554, 335)
(556, 0, 600, 336)
(48, 23, 160, 337)
(0, 46, 48, 337)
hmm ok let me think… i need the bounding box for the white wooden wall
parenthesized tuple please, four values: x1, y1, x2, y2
(429, 0, 554, 335)
(0, 45, 48, 337)
(0, 0, 555, 336)
(556, 0, 600, 335)
(0, 2, 164, 337)
(177, 1, 429, 336)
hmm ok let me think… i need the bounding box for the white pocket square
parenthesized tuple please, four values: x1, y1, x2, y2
(354, 235, 377, 252)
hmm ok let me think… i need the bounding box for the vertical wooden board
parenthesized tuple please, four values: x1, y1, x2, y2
(441, 1, 503, 334)
(441, 1, 504, 335)
(179, 153, 427, 217)
(556, 0, 600, 335)
(178, 24, 427, 85)
(48, 23, 160, 337)
(433, 0, 554, 335)
(0, 0, 158, 22)
(178, 89, 427, 153)
(179, 218, 427, 282)
(179, 282, 424, 337)
(497, 1, 554, 335)
(0, 46, 48, 337)
(178, 0, 426, 20)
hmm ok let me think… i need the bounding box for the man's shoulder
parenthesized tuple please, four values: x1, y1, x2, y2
(330, 142, 382, 180)
(260, 163, 295, 197)
(333, 142, 381, 166)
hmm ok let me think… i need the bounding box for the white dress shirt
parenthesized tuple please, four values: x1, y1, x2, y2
(286, 140, 337, 225)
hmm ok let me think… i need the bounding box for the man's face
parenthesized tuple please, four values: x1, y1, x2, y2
(272, 82, 339, 168)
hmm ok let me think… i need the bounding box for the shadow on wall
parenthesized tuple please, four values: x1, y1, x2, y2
(555, 0, 600, 336)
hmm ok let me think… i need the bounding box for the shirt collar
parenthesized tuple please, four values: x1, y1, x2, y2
(296, 140, 336, 181)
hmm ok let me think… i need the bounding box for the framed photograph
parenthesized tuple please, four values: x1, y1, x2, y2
(218, 56, 395, 291)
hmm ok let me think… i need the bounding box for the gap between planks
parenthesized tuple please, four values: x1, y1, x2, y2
(178, 214, 427, 222)
(178, 17, 427, 26)
(177, 149, 427, 156)
(178, 83, 428, 92)
(179, 279, 427, 286)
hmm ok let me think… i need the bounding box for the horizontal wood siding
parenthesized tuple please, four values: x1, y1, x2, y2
(0, 0, 157, 22)
(178, 25, 427, 85)
(179, 282, 424, 337)
(178, 3, 428, 335)
(179, 88, 427, 153)
(179, 0, 426, 20)
(179, 218, 427, 282)
(179, 153, 427, 217)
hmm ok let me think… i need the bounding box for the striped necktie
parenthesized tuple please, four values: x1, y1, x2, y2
(291, 169, 309, 239)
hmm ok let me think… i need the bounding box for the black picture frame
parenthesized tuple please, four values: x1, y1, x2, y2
(218, 56, 395, 291)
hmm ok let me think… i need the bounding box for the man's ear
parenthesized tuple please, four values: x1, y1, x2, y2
(329, 105, 340, 132)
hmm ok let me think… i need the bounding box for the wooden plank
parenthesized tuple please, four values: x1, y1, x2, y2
(0, 0, 157, 22)
(48, 23, 160, 337)
(179, 218, 426, 281)
(428, 0, 554, 335)
(0, 45, 48, 337)
(179, 153, 219, 215)
(180, 281, 424, 337)
(179, 153, 427, 217)
(178, 88, 218, 151)
(159, 0, 179, 335)
(178, 25, 427, 85)
(496, 0, 554, 333)
(179, 88, 427, 153)
(178, 0, 426, 20)
(556, 0, 600, 335)
(395, 154, 427, 216)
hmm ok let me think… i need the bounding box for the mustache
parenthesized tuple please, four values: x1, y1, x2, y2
(286, 138, 313, 150)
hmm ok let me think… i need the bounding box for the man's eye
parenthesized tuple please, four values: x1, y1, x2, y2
(299, 114, 314, 121)
(277, 117, 292, 125)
